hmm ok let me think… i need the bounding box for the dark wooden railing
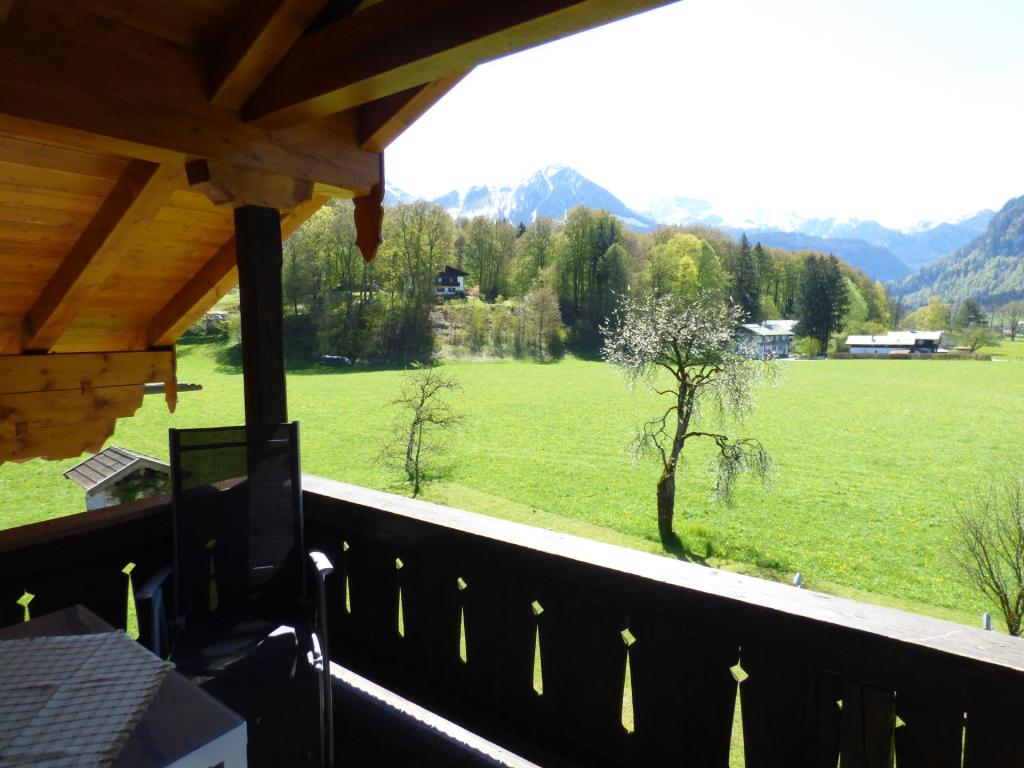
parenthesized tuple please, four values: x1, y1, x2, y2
(0, 495, 172, 645)
(4, 479, 1024, 766)
(303, 475, 1024, 768)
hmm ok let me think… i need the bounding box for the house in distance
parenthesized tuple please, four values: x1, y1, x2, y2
(435, 265, 469, 299)
(63, 446, 170, 510)
(738, 320, 797, 358)
(845, 330, 945, 356)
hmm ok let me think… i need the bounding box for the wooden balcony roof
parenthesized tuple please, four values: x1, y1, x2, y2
(0, 0, 677, 463)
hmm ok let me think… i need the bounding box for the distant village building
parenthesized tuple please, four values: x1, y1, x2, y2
(63, 446, 170, 510)
(845, 330, 944, 356)
(435, 265, 468, 298)
(738, 320, 797, 358)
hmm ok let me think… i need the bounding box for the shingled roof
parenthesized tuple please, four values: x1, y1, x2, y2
(63, 446, 169, 492)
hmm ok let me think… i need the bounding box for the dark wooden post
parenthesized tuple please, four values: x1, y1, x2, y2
(235, 204, 287, 426)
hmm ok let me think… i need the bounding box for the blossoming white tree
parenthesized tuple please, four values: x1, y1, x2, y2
(601, 293, 774, 539)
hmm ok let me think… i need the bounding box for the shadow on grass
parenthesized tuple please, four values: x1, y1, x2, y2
(659, 528, 709, 565)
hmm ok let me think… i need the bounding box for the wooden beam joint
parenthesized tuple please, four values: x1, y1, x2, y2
(186, 159, 314, 209)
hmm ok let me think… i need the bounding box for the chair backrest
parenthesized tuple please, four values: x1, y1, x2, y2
(169, 423, 305, 619)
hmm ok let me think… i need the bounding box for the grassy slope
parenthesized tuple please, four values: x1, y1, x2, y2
(3, 342, 1022, 626)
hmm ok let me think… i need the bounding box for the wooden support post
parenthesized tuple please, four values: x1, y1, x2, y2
(235, 205, 287, 427)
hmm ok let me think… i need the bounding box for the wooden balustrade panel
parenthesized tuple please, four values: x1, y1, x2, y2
(629, 615, 738, 767)
(493, 575, 540, 730)
(303, 525, 352, 657)
(346, 533, 402, 672)
(456, 557, 504, 711)
(893, 694, 964, 768)
(535, 578, 630, 765)
(963, 708, 1024, 767)
(739, 647, 840, 768)
(838, 680, 895, 768)
(0, 498, 171, 632)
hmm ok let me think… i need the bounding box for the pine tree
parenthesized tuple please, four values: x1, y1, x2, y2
(734, 234, 761, 322)
(796, 254, 850, 354)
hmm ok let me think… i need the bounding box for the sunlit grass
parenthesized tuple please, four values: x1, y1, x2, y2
(3, 343, 1022, 626)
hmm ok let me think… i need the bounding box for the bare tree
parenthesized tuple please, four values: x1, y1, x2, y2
(1003, 300, 1024, 342)
(379, 364, 462, 496)
(953, 480, 1024, 636)
(601, 293, 775, 539)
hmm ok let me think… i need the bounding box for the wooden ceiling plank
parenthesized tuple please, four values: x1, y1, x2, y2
(21, 162, 182, 352)
(0, 3, 381, 192)
(0, 350, 174, 395)
(0, 134, 127, 180)
(0, 1, 14, 23)
(209, 0, 329, 110)
(0, 183, 105, 214)
(244, 0, 677, 127)
(147, 195, 328, 347)
(358, 72, 467, 152)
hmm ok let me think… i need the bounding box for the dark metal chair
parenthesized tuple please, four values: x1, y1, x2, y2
(136, 422, 335, 768)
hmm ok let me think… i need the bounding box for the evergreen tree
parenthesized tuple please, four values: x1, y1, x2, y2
(734, 233, 761, 321)
(795, 254, 850, 353)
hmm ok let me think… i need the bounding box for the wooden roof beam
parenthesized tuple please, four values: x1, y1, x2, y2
(0, 2, 380, 192)
(22, 161, 181, 352)
(358, 72, 468, 152)
(209, 0, 329, 110)
(147, 196, 329, 348)
(244, 0, 679, 128)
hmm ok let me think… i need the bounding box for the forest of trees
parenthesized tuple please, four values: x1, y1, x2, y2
(265, 199, 895, 362)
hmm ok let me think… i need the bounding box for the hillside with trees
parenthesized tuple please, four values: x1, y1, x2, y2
(266, 199, 892, 363)
(893, 196, 1024, 308)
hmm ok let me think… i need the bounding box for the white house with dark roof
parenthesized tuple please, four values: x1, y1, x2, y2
(63, 446, 170, 510)
(737, 320, 797, 358)
(845, 330, 945, 356)
(435, 265, 468, 298)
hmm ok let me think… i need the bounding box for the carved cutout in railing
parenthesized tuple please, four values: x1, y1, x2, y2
(620, 628, 636, 734)
(395, 557, 405, 638)
(457, 576, 468, 665)
(532, 600, 544, 697)
(17, 590, 33, 622)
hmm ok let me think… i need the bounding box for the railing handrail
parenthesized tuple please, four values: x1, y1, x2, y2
(0, 493, 170, 554)
(302, 474, 1024, 703)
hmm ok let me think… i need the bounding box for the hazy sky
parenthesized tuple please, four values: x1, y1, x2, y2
(386, 0, 1024, 229)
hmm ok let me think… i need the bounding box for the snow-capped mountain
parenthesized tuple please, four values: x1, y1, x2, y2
(386, 165, 999, 281)
(431, 165, 656, 231)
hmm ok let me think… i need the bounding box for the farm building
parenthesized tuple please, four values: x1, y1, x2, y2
(1, 2, 1021, 767)
(845, 330, 945, 355)
(738, 320, 797, 358)
(63, 446, 170, 510)
(435, 265, 469, 298)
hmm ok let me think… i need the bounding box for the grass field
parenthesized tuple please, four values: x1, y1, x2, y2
(3, 341, 1023, 628)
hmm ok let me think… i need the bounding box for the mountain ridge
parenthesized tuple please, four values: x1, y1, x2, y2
(891, 195, 1024, 307)
(386, 166, 999, 282)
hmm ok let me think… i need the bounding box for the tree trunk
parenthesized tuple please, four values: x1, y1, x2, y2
(656, 472, 675, 538)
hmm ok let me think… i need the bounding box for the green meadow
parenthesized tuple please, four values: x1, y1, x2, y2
(3, 340, 1024, 627)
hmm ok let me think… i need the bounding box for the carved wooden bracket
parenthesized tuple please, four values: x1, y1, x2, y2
(353, 157, 384, 262)
(185, 159, 314, 209)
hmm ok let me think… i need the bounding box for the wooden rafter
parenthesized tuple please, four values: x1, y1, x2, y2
(22, 161, 181, 352)
(243, 0, 678, 127)
(358, 72, 468, 152)
(0, 2, 380, 192)
(209, 0, 329, 110)
(146, 196, 329, 348)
